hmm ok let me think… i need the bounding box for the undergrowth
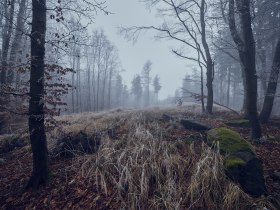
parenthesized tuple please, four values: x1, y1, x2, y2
(66, 111, 273, 210)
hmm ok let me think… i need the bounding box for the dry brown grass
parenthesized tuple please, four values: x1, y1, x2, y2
(52, 107, 275, 210)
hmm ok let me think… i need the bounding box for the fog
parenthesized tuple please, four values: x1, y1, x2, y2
(93, 0, 191, 99)
(0, 0, 279, 122)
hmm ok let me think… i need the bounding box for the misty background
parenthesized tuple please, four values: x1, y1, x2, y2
(0, 0, 279, 129)
(93, 0, 189, 99)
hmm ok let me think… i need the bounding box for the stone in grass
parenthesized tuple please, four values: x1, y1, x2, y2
(53, 131, 101, 157)
(180, 119, 211, 131)
(0, 134, 28, 154)
(224, 154, 266, 196)
(207, 127, 267, 197)
(225, 119, 251, 128)
(208, 128, 255, 155)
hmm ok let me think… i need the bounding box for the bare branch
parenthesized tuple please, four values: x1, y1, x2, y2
(228, 0, 244, 50)
(172, 49, 207, 68)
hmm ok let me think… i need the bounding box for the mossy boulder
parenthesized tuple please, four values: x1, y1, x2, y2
(225, 119, 251, 128)
(224, 156, 246, 183)
(224, 156, 246, 168)
(207, 127, 255, 155)
(207, 127, 267, 197)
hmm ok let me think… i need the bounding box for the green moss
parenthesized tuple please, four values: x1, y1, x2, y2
(225, 119, 251, 128)
(208, 127, 255, 155)
(224, 156, 246, 168)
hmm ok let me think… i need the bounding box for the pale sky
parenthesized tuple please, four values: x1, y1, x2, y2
(93, 0, 193, 99)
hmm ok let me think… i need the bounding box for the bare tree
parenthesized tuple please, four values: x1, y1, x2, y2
(1, 0, 15, 85)
(107, 51, 120, 109)
(27, 0, 49, 189)
(122, 0, 214, 113)
(260, 36, 280, 123)
(228, 0, 262, 139)
(131, 74, 143, 107)
(142, 60, 152, 106)
(7, 0, 27, 84)
(153, 75, 162, 104)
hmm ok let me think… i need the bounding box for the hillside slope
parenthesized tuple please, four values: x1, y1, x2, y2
(0, 105, 280, 210)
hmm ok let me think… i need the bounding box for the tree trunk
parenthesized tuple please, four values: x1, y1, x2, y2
(0, 1, 4, 32)
(239, 0, 262, 139)
(256, 2, 267, 100)
(259, 37, 280, 123)
(199, 60, 205, 112)
(148, 75, 150, 106)
(96, 66, 100, 111)
(1, 0, 15, 85)
(219, 70, 223, 103)
(71, 56, 75, 113)
(228, 0, 262, 140)
(86, 53, 91, 111)
(241, 68, 249, 118)
(107, 67, 113, 109)
(232, 80, 237, 109)
(7, 0, 27, 84)
(200, 0, 213, 114)
(76, 53, 79, 112)
(227, 67, 231, 107)
(96, 44, 102, 111)
(102, 62, 108, 110)
(76, 52, 82, 112)
(26, 0, 49, 189)
(92, 67, 96, 111)
(259, 49, 267, 95)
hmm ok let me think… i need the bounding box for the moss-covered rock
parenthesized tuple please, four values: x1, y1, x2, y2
(224, 156, 246, 168)
(224, 156, 246, 183)
(225, 119, 251, 128)
(207, 127, 267, 197)
(207, 127, 255, 155)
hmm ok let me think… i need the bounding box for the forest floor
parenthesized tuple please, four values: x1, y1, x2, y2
(0, 104, 280, 210)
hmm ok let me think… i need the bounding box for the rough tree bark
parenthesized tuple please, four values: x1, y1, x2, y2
(255, 1, 268, 99)
(200, 66, 205, 112)
(200, 0, 214, 114)
(76, 50, 81, 112)
(92, 65, 96, 111)
(228, 0, 262, 139)
(102, 52, 109, 110)
(96, 42, 102, 112)
(241, 68, 249, 118)
(8, 0, 27, 84)
(107, 65, 113, 109)
(1, 0, 15, 85)
(86, 50, 91, 111)
(227, 66, 231, 107)
(26, 0, 49, 189)
(259, 37, 280, 123)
